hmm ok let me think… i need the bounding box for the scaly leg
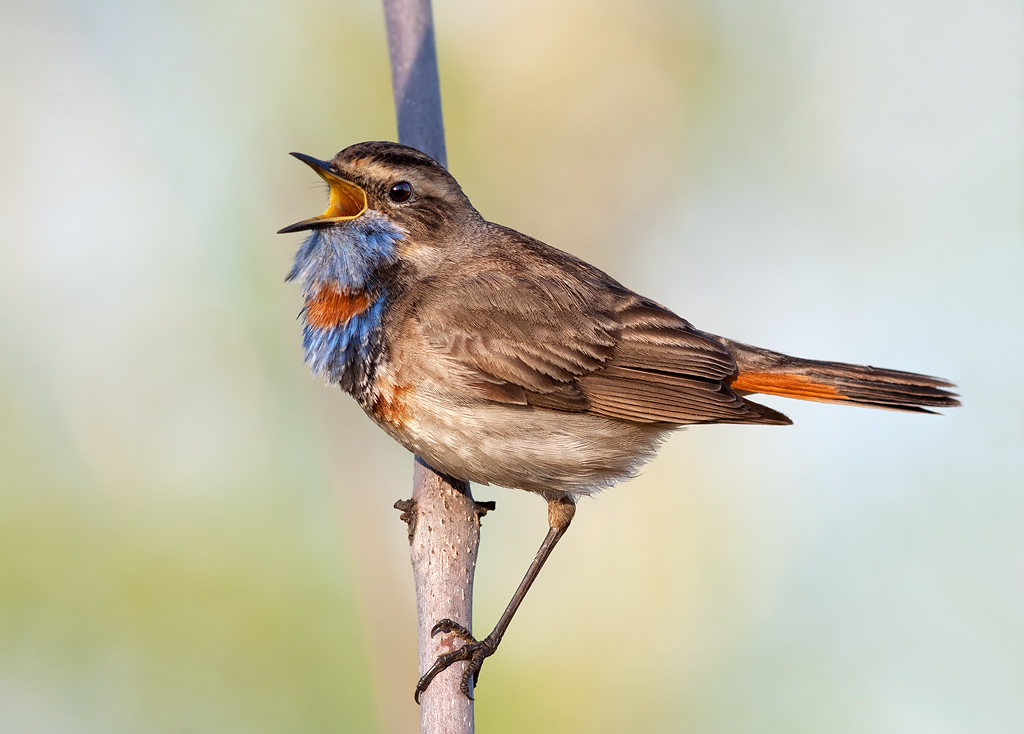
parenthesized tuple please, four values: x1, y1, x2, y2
(414, 495, 576, 703)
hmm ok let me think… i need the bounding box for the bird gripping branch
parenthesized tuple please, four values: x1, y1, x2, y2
(279, 141, 959, 700)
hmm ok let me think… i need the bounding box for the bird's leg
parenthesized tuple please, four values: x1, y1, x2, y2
(414, 495, 576, 703)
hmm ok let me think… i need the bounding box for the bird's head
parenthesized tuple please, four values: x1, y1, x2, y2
(280, 141, 482, 298)
(279, 141, 480, 241)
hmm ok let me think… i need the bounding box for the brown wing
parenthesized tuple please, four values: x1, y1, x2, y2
(414, 268, 614, 412)
(412, 248, 789, 426)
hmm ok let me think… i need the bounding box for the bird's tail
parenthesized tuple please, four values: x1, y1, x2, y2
(720, 339, 960, 414)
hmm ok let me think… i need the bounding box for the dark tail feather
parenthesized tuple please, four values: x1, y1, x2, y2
(721, 339, 961, 414)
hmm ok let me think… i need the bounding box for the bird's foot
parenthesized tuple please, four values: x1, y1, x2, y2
(414, 619, 498, 703)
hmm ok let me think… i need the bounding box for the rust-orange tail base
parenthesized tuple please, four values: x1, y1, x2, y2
(722, 338, 961, 414)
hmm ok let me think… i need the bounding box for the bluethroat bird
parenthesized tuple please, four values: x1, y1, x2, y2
(279, 141, 959, 701)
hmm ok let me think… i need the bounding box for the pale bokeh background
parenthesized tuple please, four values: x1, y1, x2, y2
(1, 1, 1021, 732)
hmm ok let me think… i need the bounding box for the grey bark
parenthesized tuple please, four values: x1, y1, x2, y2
(383, 0, 448, 168)
(407, 460, 480, 733)
(382, 3, 477, 732)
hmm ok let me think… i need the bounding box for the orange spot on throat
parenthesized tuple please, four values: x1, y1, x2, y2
(305, 287, 371, 329)
(729, 371, 845, 401)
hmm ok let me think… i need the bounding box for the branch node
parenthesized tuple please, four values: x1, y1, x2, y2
(475, 500, 496, 522)
(394, 498, 418, 543)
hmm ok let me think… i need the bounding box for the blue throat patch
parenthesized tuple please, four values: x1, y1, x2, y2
(286, 211, 405, 389)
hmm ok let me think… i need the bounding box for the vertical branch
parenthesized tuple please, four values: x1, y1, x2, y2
(382, 3, 478, 732)
(403, 461, 480, 734)
(383, 0, 447, 167)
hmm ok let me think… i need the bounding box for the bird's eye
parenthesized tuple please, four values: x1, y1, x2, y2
(388, 181, 413, 203)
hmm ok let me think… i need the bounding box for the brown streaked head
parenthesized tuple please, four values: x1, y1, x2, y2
(279, 142, 481, 240)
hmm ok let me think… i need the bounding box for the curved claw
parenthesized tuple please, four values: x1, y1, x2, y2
(414, 622, 498, 704)
(459, 647, 491, 699)
(431, 618, 476, 642)
(414, 645, 475, 704)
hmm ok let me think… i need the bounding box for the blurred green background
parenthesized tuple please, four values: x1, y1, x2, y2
(1, 0, 1021, 732)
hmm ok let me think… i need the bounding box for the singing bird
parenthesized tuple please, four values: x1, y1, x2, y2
(279, 141, 959, 700)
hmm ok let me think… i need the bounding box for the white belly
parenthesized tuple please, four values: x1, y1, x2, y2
(371, 388, 670, 497)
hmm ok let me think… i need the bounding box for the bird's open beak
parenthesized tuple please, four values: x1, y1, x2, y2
(277, 153, 368, 234)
